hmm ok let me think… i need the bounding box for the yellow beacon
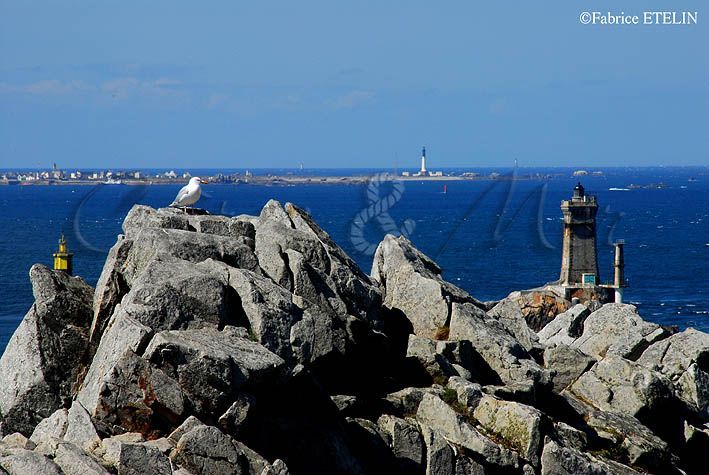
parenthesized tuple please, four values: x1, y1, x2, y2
(53, 233, 73, 275)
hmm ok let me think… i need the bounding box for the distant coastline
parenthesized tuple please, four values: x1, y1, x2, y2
(0, 172, 559, 186)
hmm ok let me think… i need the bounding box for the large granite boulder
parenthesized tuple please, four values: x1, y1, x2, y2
(637, 328, 709, 416)
(371, 234, 485, 338)
(449, 302, 549, 388)
(0, 446, 64, 475)
(377, 415, 424, 471)
(584, 411, 673, 472)
(90, 205, 259, 347)
(225, 265, 302, 360)
(567, 304, 670, 360)
(416, 394, 520, 470)
(537, 304, 590, 347)
(540, 439, 641, 475)
(567, 354, 673, 419)
(79, 325, 283, 434)
(255, 200, 382, 324)
(472, 394, 542, 464)
(486, 298, 543, 353)
(544, 344, 596, 393)
(0, 265, 93, 435)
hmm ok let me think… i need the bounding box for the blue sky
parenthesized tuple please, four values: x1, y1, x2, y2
(0, 1, 707, 169)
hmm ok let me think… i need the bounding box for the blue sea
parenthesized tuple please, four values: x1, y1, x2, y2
(1, 167, 707, 353)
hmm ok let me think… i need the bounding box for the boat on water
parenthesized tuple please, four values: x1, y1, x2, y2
(103, 179, 123, 185)
(609, 187, 630, 191)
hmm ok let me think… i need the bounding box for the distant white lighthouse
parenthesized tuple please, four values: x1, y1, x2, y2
(420, 147, 427, 175)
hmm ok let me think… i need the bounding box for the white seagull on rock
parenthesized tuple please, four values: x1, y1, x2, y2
(170, 177, 208, 211)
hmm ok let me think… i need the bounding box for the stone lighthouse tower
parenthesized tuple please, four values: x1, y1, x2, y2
(559, 183, 599, 285)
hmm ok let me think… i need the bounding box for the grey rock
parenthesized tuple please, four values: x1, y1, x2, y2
(255, 201, 381, 323)
(104, 438, 171, 475)
(116, 257, 246, 333)
(585, 411, 671, 470)
(262, 459, 290, 475)
(482, 382, 537, 405)
(377, 415, 424, 467)
(289, 311, 349, 366)
(420, 426, 454, 475)
(144, 326, 284, 383)
(544, 344, 596, 393)
(540, 438, 641, 475)
(683, 420, 709, 447)
(54, 442, 109, 475)
(29, 408, 68, 447)
(142, 327, 283, 420)
(90, 205, 260, 345)
(330, 394, 358, 413)
(218, 393, 255, 435)
(446, 376, 483, 409)
(129, 226, 259, 279)
(31, 436, 63, 458)
(473, 394, 542, 464)
(286, 249, 348, 316)
(384, 386, 445, 416)
(252, 202, 303, 290)
(537, 304, 590, 346)
(567, 354, 673, 418)
(416, 394, 520, 469)
(406, 335, 460, 382)
(171, 425, 249, 475)
(186, 215, 255, 242)
(81, 343, 184, 435)
(91, 236, 133, 345)
(569, 304, 669, 361)
(0, 447, 63, 475)
(637, 328, 709, 416)
(284, 202, 382, 322)
(435, 340, 489, 381)
(77, 309, 154, 421)
(449, 302, 549, 388)
(371, 234, 482, 338)
(0, 265, 93, 435)
(122, 205, 192, 236)
(168, 416, 207, 445)
(552, 422, 587, 451)
(64, 401, 101, 453)
(0, 433, 34, 450)
(226, 266, 302, 359)
(454, 455, 485, 475)
(143, 437, 175, 454)
(487, 298, 543, 353)
(99, 432, 145, 464)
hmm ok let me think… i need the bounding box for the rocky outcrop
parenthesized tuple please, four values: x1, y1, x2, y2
(1, 203, 706, 475)
(637, 328, 709, 417)
(567, 304, 670, 361)
(0, 265, 93, 435)
(567, 354, 674, 418)
(371, 234, 485, 338)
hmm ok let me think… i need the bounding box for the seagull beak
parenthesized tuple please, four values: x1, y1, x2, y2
(201, 179, 209, 184)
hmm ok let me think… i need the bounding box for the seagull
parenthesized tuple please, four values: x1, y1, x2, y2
(170, 177, 208, 212)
